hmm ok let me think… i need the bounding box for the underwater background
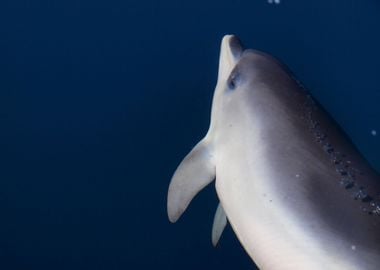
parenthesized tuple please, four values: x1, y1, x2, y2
(1, 0, 380, 269)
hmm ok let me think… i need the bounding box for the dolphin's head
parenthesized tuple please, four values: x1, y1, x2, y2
(207, 35, 244, 136)
(216, 35, 283, 95)
(207, 35, 293, 140)
(208, 35, 256, 137)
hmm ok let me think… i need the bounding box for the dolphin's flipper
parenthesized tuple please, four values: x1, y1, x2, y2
(167, 139, 215, 223)
(212, 203, 227, 247)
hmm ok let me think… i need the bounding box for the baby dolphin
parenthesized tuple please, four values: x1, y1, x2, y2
(167, 35, 380, 269)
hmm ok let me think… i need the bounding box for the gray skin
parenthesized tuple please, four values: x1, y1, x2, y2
(167, 35, 380, 269)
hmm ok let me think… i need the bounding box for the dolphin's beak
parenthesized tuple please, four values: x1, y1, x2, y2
(217, 35, 244, 83)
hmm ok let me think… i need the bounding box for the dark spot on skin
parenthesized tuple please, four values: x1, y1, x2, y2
(340, 178, 355, 189)
(345, 183, 355, 189)
(334, 159, 342, 165)
(336, 167, 347, 176)
(362, 196, 373, 203)
(370, 202, 380, 215)
(316, 132, 327, 143)
(323, 143, 334, 154)
(304, 91, 380, 217)
(353, 188, 372, 202)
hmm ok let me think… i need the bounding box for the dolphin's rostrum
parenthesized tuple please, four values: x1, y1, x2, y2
(167, 35, 380, 269)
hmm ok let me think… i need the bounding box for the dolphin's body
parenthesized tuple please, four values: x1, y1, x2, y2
(167, 35, 380, 269)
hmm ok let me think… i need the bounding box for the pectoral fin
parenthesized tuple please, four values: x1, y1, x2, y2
(167, 138, 215, 223)
(212, 203, 227, 247)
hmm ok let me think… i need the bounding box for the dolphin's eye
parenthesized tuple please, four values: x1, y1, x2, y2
(227, 72, 240, 90)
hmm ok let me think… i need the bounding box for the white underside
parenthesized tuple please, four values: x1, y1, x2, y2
(216, 167, 360, 269)
(214, 137, 364, 270)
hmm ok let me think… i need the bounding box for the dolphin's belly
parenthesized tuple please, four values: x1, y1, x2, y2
(215, 119, 380, 270)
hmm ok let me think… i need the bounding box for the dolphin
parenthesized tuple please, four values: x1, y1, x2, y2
(167, 35, 380, 269)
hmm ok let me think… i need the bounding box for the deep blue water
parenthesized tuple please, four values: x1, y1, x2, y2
(1, 0, 380, 269)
